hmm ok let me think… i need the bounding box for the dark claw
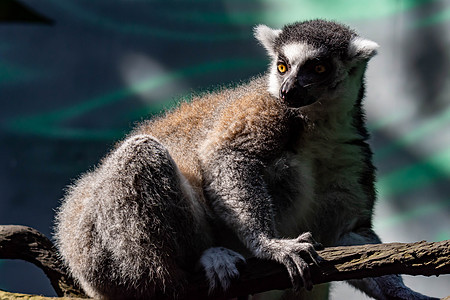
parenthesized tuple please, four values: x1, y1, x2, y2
(313, 242, 324, 251)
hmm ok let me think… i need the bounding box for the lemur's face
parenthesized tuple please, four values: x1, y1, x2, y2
(254, 20, 378, 109)
(269, 42, 339, 108)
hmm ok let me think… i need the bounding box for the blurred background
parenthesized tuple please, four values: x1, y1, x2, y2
(0, 0, 449, 298)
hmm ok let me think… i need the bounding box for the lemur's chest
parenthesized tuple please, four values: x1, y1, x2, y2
(266, 136, 368, 244)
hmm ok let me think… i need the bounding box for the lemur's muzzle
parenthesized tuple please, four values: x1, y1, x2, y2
(280, 77, 316, 108)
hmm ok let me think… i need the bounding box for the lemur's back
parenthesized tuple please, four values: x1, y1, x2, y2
(134, 76, 281, 190)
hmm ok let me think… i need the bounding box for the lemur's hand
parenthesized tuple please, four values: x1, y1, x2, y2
(263, 232, 322, 291)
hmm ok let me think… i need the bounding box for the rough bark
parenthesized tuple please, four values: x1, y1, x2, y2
(0, 225, 449, 299)
(187, 240, 450, 299)
(0, 225, 85, 297)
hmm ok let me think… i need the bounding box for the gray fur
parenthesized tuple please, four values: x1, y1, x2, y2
(200, 247, 245, 293)
(54, 20, 436, 299)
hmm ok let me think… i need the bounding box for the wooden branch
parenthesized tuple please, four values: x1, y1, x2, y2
(0, 225, 85, 297)
(186, 240, 450, 299)
(0, 225, 449, 300)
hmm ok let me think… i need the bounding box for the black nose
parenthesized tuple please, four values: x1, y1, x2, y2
(280, 80, 310, 107)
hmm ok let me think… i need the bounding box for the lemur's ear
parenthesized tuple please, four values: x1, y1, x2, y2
(254, 24, 282, 58)
(348, 36, 379, 60)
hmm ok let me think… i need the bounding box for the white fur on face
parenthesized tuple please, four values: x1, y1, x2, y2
(267, 63, 282, 98)
(282, 42, 319, 65)
(268, 42, 319, 98)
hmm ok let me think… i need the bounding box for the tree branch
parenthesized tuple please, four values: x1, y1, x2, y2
(186, 240, 450, 299)
(0, 225, 449, 299)
(0, 225, 85, 297)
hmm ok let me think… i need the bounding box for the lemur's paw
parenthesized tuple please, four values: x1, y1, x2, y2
(200, 247, 246, 293)
(267, 233, 321, 291)
(296, 232, 324, 251)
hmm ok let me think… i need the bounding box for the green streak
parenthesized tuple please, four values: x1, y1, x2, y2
(434, 229, 450, 242)
(377, 148, 450, 199)
(367, 108, 412, 133)
(375, 105, 450, 160)
(256, 0, 436, 26)
(413, 5, 450, 27)
(162, 0, 444, 26)
(49, 0, 442, 38)
(0, 61, 40, 85)
(374, 198, 450, 232)
(4, 58, 265, 140)
(125, 100, 175, 122)
(48, 1, 249, 41)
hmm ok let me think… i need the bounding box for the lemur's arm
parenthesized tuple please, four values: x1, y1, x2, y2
(202, 149, 320, 291)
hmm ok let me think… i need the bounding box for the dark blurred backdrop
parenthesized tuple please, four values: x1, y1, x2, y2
(1, 0, 449, 298)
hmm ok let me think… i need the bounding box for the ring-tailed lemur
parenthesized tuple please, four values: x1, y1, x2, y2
(55, 20, 437, 299)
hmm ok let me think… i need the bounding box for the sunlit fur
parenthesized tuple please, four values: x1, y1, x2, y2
(55, 20, 436, 300)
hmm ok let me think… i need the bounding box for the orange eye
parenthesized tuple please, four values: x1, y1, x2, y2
(277, 63, 287, 74)
(315, 64, 327, 74)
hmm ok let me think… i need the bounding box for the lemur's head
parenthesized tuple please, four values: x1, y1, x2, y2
(254, 20, 378, 109)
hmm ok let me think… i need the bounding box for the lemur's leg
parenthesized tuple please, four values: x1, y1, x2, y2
(337, 229, 438, 300)
(55, 135, 209, 299)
